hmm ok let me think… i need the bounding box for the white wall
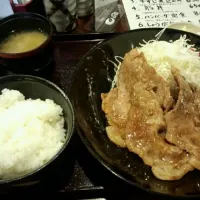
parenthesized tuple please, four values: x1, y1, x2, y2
(0, 0, 14, 19)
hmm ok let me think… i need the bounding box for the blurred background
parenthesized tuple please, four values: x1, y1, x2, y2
(1, 0, 127, 33)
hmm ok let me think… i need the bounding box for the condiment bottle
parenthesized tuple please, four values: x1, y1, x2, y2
(43, 0, 77, 32)
(76, 0, 94, 17)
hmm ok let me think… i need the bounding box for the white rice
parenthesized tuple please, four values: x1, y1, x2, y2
(0, 89, 66, 179)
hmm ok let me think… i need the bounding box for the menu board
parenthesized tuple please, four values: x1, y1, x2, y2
(122, 0, 200, 29)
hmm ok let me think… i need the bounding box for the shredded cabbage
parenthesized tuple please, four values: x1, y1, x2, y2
(111, 35, 200, 88)
(139, 35, 200, 85)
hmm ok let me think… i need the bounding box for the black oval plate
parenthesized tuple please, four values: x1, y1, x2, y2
(70, 28, 200, 197)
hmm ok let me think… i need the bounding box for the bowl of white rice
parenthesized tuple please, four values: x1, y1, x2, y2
(0, 75, 74, 184)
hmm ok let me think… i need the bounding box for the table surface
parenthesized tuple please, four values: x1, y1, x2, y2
(0, 37, 173, 200)
(2, 1, 196, 199)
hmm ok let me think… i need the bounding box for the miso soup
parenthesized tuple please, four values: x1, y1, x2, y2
(0, 30, 48, 54)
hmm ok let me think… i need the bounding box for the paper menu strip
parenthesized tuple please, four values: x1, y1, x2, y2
(122, 0, 200, 30)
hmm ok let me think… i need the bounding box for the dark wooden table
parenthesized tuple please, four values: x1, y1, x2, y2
(1, 1, 176, 199)
(0, 36, 173, 200)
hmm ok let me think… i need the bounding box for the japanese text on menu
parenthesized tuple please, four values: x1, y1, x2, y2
(122, 0, 200, 29)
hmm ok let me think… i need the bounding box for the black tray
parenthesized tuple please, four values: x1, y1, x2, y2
(0, 33, 172, 199)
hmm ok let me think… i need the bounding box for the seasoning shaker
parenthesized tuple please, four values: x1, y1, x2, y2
(76, 0, 94, 17)
(43, 0, 77, 32)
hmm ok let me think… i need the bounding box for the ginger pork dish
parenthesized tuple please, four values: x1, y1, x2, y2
(101, 36, 200, 181)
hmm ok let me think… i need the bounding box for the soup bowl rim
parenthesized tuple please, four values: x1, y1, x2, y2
(0, 12, 53, 59)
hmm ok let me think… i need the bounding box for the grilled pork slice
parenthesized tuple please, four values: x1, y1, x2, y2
(121, 49, 174, 112)
(102, 49, 193, 180)
(126, 81, 193, 180)
(101, 54, 131, 148)
(165, 68, 200, 170)
(101, 88, 128, 148)
(101, 49, 173, 148)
